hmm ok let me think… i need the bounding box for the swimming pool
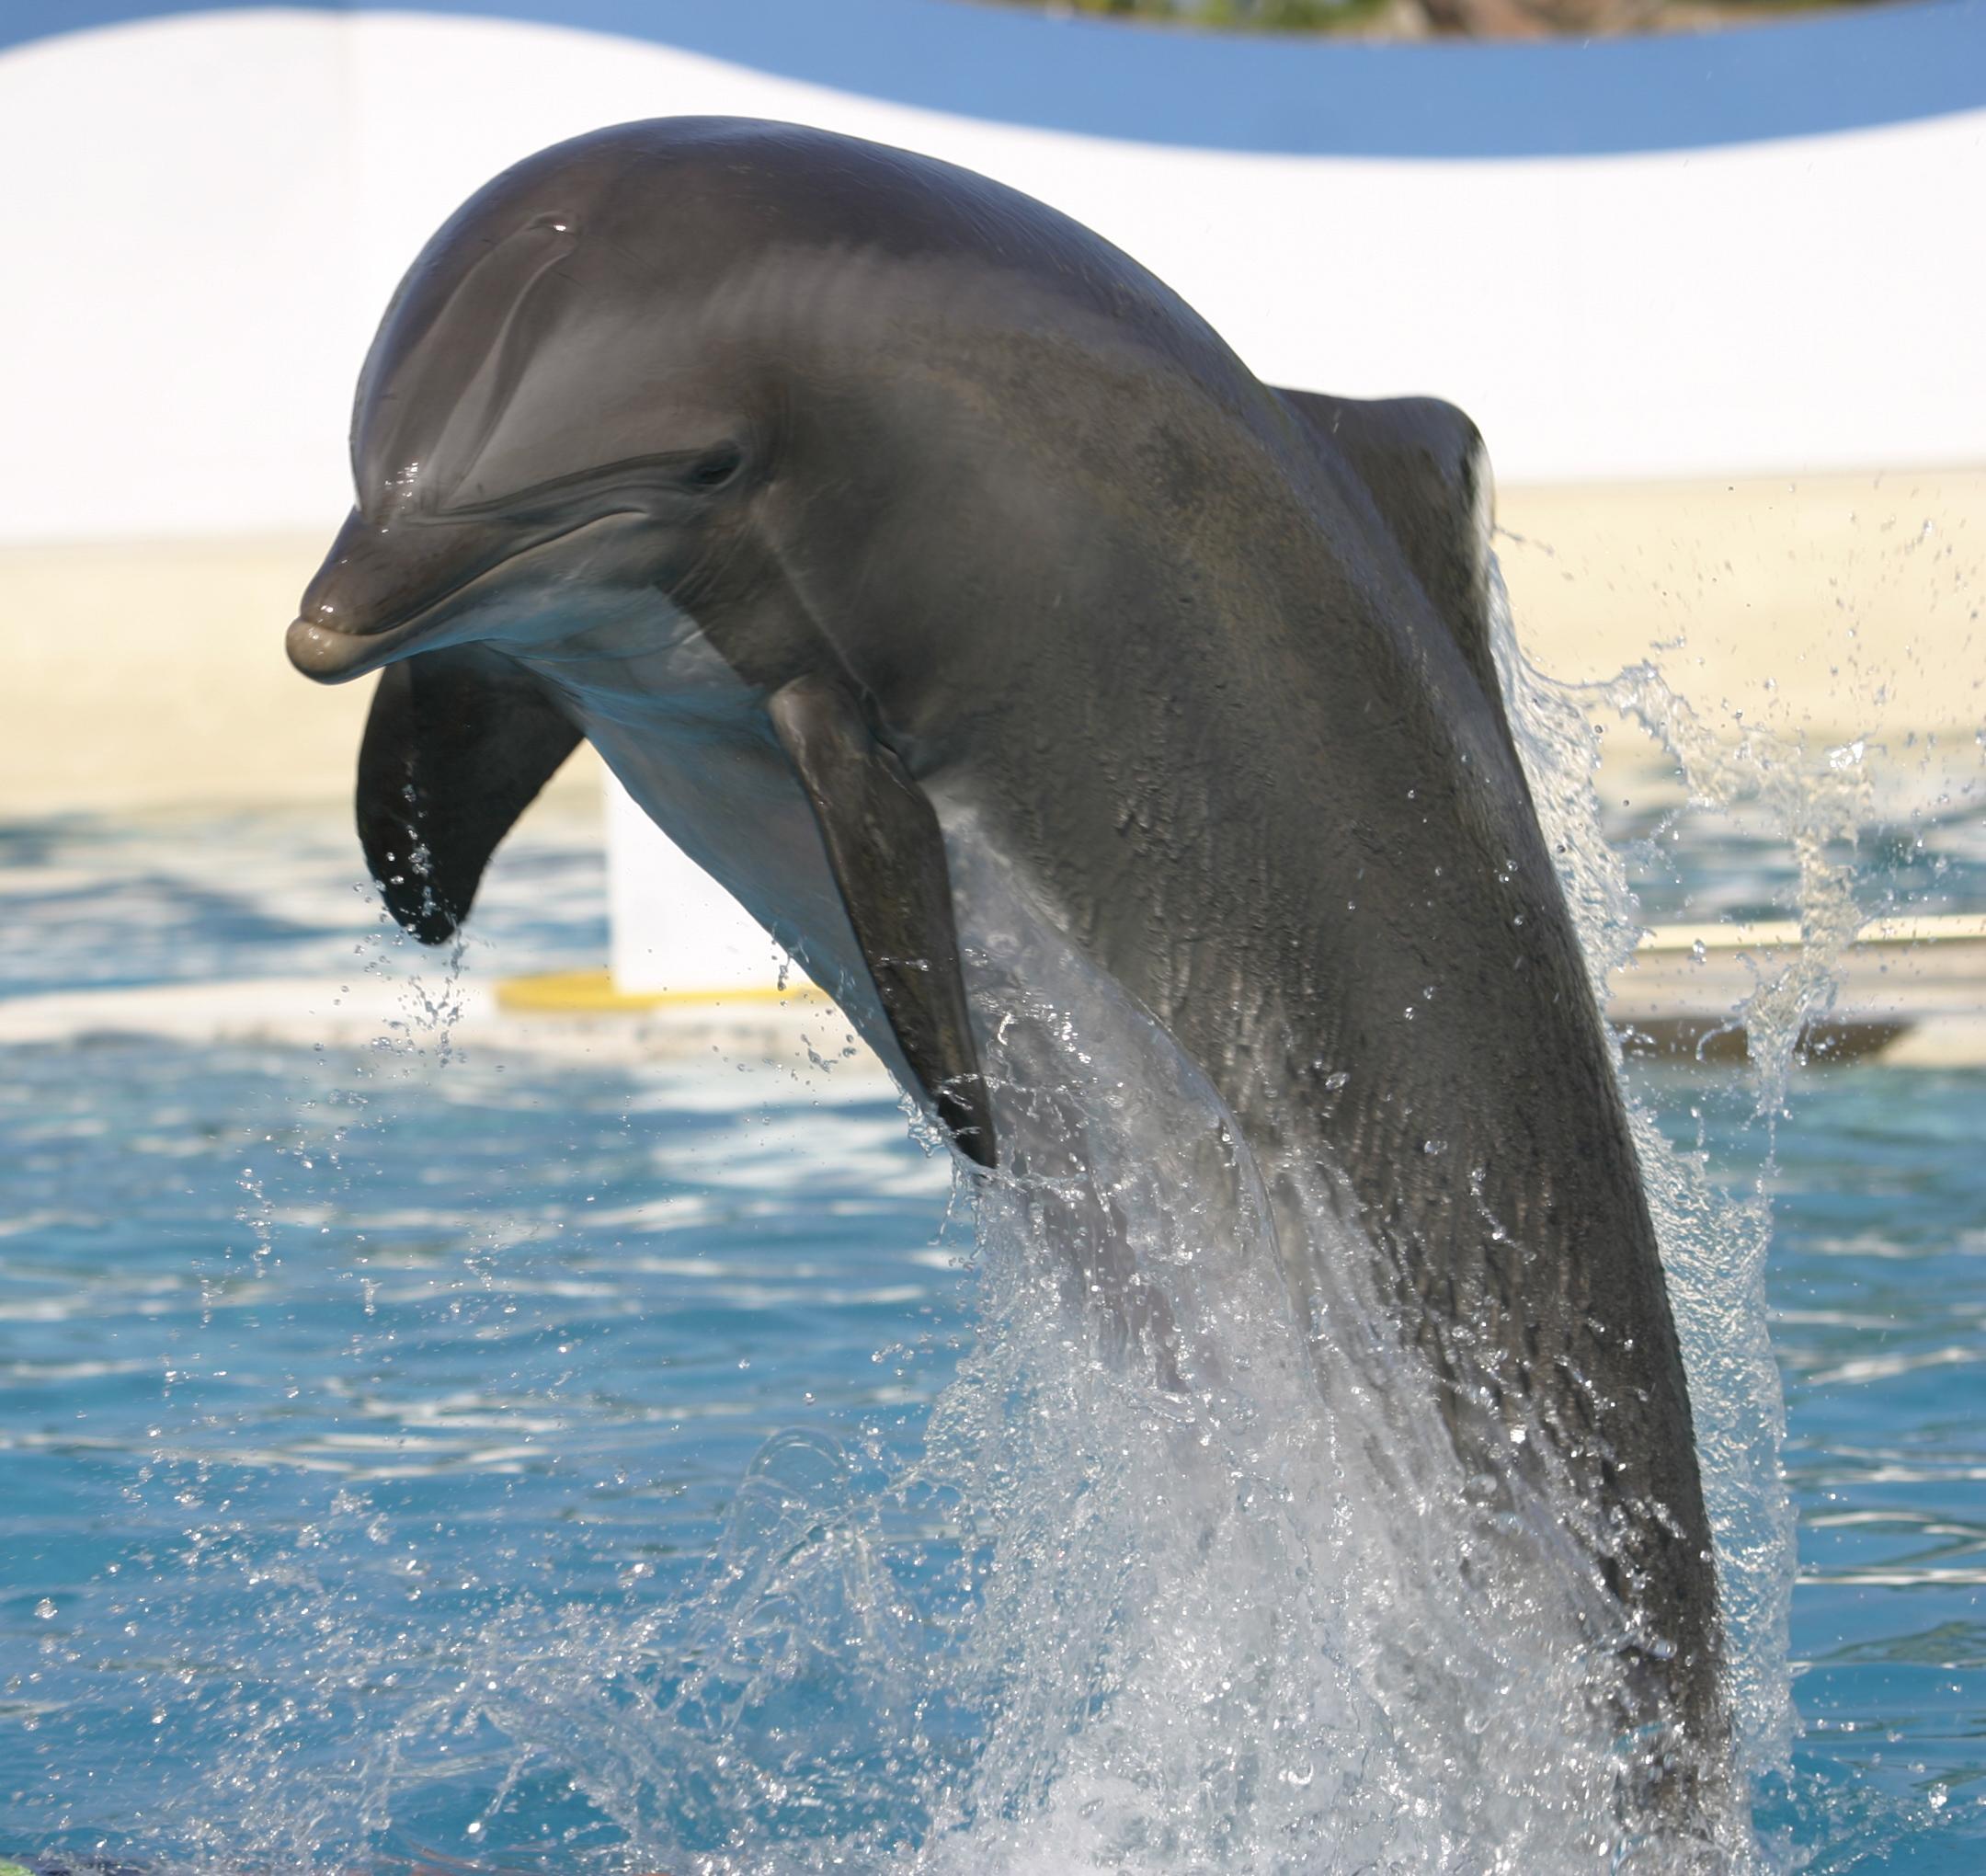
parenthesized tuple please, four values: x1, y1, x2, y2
(2, 794, 1983, 1871)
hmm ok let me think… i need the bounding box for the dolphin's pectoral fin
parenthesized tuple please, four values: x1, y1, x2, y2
(768, 675, 996, 1171)
(1276, 388, 1498, 704)
(358, 646, 581, 944)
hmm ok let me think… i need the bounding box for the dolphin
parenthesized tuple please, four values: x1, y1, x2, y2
(286, 119, 1724, 1790)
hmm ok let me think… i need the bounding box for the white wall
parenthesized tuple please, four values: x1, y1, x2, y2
(2, 7, 1981, 550)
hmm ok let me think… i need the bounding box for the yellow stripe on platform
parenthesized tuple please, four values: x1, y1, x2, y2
(495, 969, 827, 1016)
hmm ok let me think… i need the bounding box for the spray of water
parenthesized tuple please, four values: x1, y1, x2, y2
(1490, 555, 1872, 1784)
(147, 553, 1887, 1875)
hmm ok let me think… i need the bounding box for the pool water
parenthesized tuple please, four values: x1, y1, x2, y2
(2, 790, 1985, 1872)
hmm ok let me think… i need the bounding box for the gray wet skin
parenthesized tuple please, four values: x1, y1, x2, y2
(288, 118, 1722, 1771)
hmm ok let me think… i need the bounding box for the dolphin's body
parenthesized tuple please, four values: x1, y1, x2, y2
(288, 119, 1722, 1794)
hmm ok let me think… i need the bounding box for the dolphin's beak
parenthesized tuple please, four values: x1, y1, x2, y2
(287, 508, 514, 685)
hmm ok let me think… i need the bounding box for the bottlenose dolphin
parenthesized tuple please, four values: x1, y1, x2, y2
(287, 119, 1724, 1790)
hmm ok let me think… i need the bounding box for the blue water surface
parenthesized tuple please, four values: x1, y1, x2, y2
(2, 800, 1984, 1870)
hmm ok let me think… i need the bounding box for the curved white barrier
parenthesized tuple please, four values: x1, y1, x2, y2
(0, 2, 1980, 547)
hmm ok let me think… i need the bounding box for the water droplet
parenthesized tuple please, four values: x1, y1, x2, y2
(33, 1598, 54, 1620)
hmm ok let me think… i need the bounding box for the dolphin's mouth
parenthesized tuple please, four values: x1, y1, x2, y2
(286, 606, 455, 684)
(286, 512, 635, 685)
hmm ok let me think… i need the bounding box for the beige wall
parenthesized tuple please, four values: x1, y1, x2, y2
(4, 534, 601, 815)
(1493, 470, 1984, 752)
(5, 470, 1980, 816)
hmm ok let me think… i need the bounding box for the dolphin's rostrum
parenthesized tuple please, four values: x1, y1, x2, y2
(289, 117, 1726, 1802)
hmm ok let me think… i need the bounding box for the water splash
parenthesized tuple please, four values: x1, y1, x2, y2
(156, 777, 1764, 1873)
(1490, 555, 1871, 1783)
(908, 795, 1781, 1870)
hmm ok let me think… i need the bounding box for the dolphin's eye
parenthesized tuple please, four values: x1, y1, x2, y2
(687, 443, 744, 491)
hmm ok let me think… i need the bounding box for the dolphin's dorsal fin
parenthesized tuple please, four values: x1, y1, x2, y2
(1276, 389, 1498, 704)
(358, 646, 581, 943)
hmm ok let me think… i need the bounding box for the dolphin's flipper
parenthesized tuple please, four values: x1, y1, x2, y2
(1277, 389, 1499, 704)
(358, 646, 581, 944)
(768, 675, 996, 1170)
